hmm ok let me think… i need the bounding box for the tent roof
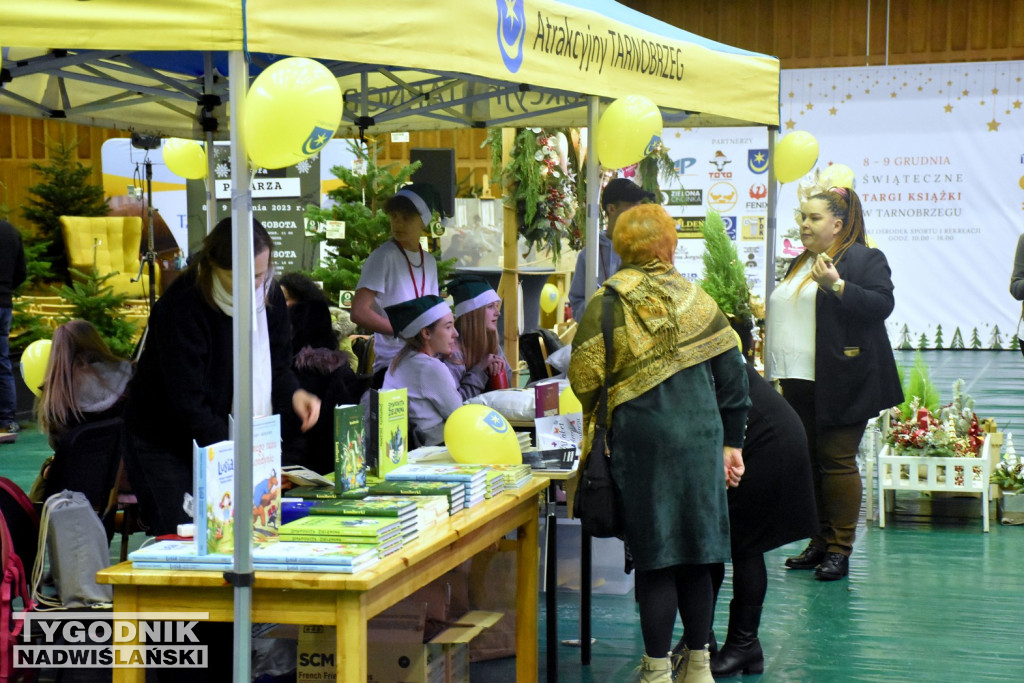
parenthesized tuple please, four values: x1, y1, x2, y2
(0, 0, 779, 137)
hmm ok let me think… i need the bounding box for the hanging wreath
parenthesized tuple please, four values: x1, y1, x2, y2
(488, 128, 579, 263)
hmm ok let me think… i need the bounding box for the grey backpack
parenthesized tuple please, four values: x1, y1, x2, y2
(31, 490, 112, 609)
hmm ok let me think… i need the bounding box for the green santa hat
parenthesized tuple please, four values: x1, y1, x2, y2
(446, 275, 501, 318)
(385, 295, 451, 340)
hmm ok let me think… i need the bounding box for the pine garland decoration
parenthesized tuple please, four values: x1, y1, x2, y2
(699, 210, 752, 325)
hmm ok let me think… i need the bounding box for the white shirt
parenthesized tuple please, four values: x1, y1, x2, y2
(357, 241, 438, 373)
(765, 258, 818, 382)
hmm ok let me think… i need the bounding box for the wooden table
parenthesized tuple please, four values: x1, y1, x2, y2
(96, 476, 548, 682)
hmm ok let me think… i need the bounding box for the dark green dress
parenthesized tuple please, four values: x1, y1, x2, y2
(608, 348, 748, 571)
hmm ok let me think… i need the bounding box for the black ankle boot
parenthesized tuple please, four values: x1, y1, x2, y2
(710, 602, 764, 678)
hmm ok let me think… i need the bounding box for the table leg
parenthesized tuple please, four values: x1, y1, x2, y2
(515, 502, 540, 683)
(580, 529, 592, 665)
(111, 586, 144, 683)
(545, 481, 558, 682)
(336, 592, 366, 682)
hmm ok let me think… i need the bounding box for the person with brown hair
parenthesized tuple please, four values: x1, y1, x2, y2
(123, 217, 320, 537)
(766, 185, 902, 581)
(28, 319, 133, 501)
(443, 274, 510, 399)
(569, 203, 749, 683)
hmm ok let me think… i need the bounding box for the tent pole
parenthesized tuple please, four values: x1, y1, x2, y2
(228, 49, 254, 683)
(583, 96, 600, 308)
(204, 52, 217, 235)
(765, 127, 778, 304)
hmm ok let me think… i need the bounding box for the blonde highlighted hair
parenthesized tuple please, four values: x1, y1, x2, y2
(785, 186, 868, 288)
(612, 204, 677, 266)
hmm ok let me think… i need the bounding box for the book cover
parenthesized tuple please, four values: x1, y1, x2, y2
(251, 540, 379, 565)
(286, 486, 341, 500)
(533, 413, 583, 458)
(129, 541, 228, 564)
(194, 438, 235, 555)
(368, 388, 409, 479)
(534, 380, 561, 418)
(282, 465, 334, 489)
(367, 481, 466, 510)
(307, 499, 417, 519)
(334, 403, 367, 492)
(385, 463, 489, 484)
(251, 414, 283, 540)
(278, 514, 402, 539)
(131, 560, 378, 574)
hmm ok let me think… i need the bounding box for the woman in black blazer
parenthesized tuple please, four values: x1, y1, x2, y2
(764, 186, 902, 581)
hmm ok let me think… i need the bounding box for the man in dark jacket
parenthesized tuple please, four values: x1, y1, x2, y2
(0, 220, 27, 444)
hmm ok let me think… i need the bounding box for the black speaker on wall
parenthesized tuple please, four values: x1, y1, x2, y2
(409, 148, 455, 217)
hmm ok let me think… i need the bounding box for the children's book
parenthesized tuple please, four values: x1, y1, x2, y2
(533, 413, 583, 458)
(285, 486, 341, 500)
(250, 415, 284, 541)
(282, 465, 334, 489)
(367, 480, 466, 513)
(251, 540, 379, 566)
(385, 463, 489, 484)
(334, 403, 367, 492)
(193, 438, 235, 555)
(308, 498, 418, 520)
(278, 515, 402, 541)
(129, 541, 228, 564)
(367, 388, 409, 478)
(534, 380, 561, 418)
(131, 560, 379, 574)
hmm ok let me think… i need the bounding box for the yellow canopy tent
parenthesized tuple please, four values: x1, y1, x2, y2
(1, 3, 780, 680)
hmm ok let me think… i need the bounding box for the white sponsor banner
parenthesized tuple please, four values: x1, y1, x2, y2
(778, 62, 1022, 350)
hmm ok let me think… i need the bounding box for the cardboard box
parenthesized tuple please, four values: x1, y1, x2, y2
(297, 602, 501, 683)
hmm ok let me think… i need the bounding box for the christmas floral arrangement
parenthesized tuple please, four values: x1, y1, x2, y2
(990, 433, 1022, 492)
(884, 379, 985, 458)
(490, 128, 579, 263)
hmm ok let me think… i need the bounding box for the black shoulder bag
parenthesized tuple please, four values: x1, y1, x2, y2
(572, 289, 624, 539)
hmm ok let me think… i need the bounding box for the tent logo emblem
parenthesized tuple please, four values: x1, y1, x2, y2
(301, 126, 333, 156)
(644, 135, 662, 156)
(484, 410, 509, 433)
(496, 0, 527, 73)
(747, 149, 769, 174)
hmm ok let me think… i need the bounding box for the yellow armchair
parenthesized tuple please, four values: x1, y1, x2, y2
(59, 216, 159, 299)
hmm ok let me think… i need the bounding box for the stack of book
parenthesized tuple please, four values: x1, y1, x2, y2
(128, 539, 382, 574)
(384, 464, 490, 509)
(517, 432, 533, 451)
(278, 515, 404, 557)
(367, 480, 466, 516)
(486, 463, 533, 489)
(484, 470, 505, 498)
(360, 495, 448, 535)
(308, 498, 420, 545)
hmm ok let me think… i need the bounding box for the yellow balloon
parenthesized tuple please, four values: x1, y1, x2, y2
(444, 405, 522, 465)
(820, 163, 855, 190)
(559, 386, 582, 415)
(596, 95, 663, 170)
(244, 57, 342, 170)
(540, 283, 560, 314)
(21, 339, 52, 397)
(163, 138, 208, 180)
(774, 131, 819, 183)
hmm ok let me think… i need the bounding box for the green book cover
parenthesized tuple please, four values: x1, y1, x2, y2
(334, 403, 366, 492)
(369, 387, 408, 479)
(287, 486, 341, 500)
(308, 499, 417, 518)
(368, 480, 466, 507)
(278, 514, 401, 538)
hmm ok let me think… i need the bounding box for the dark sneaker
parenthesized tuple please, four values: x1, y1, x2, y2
(815, 552, 850, 581)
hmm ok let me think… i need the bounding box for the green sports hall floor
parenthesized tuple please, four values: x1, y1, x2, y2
(4, 349, 1022, 682)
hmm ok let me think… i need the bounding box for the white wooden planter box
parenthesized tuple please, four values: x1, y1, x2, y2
(877, 434, 992, 532)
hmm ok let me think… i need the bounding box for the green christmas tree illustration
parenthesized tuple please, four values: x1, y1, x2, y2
(917, 333, 929, 350)
(989, 325, 1004, 350)
(933, 324, 945, 349)
(950, 327, 965, 349)
(898, 324, 914, 350)
(1010, 336, 1020, 351)
(969, 327, 982, 350)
